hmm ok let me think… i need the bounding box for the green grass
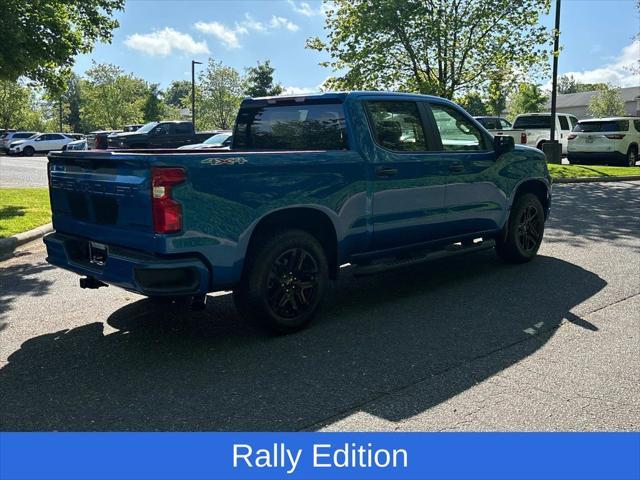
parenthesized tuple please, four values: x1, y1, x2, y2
(549, 164, 640, 180)
(0, 188, 51, 238)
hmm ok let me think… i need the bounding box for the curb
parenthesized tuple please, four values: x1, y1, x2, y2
(0, 223, 53, 257)
(553, 175, 640, 184)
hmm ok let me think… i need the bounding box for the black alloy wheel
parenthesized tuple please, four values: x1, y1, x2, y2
(266, 247, 320, 319)
(516, 203, 543, 254)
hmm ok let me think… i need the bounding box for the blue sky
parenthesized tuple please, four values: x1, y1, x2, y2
(74, 0, 640, 92)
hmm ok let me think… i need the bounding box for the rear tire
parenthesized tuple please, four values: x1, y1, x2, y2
(496, 193, 545, 264)
(22, 146, 34, 157)
(234, 229, 329, 334)
(627, 145, 638, 167)
(536, 141, 546, 151)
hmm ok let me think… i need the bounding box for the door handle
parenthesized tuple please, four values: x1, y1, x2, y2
(375, 166, 398, 178)
(449, 162, 464, 173)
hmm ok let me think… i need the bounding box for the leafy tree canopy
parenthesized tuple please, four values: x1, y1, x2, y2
(308, 0, 550, 99)
(588, 85, 625, 118)
(197, 59, 244, 130)
(164, 80, 192, 108)
(558, 75, 607, 95)
(507, 82, 547, 118)
(456, 92, 487, 116)
(244, 60, 284, 97)
(80, 62, 147, 129)
(143, 84, 164, 122)
(0, 0, 125, 93)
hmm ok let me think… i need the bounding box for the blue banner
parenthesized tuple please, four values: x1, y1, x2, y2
(1, 432, 638, 480)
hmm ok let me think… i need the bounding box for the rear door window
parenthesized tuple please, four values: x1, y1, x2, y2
(234, 103, 347, 150)
(559, 116, 570, 130)
(174, 123, 192, 134)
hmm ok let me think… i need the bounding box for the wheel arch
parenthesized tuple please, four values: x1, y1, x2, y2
(511, 179, 551, 220)
(242, 206, 340, 280)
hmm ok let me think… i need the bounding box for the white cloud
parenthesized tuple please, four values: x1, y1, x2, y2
(124, 28, 210, 56)
(549, 40, 640, 89)
(269, 16, 300, 32)
(194, 21, 242, 49)
(196, 14, 300, 49)
(287, 0, 329, 17)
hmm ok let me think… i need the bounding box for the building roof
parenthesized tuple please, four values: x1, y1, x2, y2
(547, 86, 640, 108)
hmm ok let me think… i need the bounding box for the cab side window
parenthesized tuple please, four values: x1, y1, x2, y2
(634, 120, 640, 132)
(499, 119, 512, 129)
(155, 124, 170, 136)
(430, 104, 487, 151)
(365, 101, 428, 152)
(559, 116, 570, 131)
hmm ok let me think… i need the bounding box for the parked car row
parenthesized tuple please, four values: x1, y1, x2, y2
(474, 113, 639, 166)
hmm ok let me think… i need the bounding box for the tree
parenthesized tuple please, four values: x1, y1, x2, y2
(558, 75, 607, 94)
(244, 61, 283, 97)
(307, 0, 550, 99)
(588, 85, 625, 118)
(508, 83, 547, 117)
(0, 0, 124, 93)
(143, 84, 164, 122)
(164, 80, 191, 108)
(62, 73, 83, 132)
(80, 62, 147, 130)
(0, 80, 31, 131)
(456, 92, 487, 116)
(486, 77, 509, 116)
(198, 60, 244, 130)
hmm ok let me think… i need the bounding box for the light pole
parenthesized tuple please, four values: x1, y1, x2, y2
(191, 60, 202, 130)
(544, 0, 562, 164)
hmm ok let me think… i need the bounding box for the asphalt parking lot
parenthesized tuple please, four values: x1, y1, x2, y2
(0, 181, 638, 431)
(0, 155, 49, 187)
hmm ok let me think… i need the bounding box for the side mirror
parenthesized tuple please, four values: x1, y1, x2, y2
(493, 134, 514, 156)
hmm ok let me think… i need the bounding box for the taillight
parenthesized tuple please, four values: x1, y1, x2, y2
(520, 132, 527, 144)
(567, 134, 577, 140)
(605, 134, 625, 140)
(151, 167, 186, 233)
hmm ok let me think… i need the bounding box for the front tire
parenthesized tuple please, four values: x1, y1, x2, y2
(496, 193, 545, 264)
(234, 229, 329, 334)
(22, 146, 34, 157)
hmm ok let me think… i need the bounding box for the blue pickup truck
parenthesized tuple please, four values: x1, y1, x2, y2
(44, 92, 551, 333)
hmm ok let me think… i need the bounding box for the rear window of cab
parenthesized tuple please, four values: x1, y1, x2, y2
(233, 103, 348, 150)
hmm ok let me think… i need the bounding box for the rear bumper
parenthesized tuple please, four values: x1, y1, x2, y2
(44, 232, 211, 296)
(568, 151, 626, 165)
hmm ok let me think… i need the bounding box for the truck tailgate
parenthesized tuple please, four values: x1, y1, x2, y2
(48, 151, 158, 251)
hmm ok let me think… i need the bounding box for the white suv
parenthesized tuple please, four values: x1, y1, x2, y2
(568, 117, 640, 167)
(8, 133, 74, 156)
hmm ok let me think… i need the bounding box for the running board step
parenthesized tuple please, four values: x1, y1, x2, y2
(352, 240, 496, 276)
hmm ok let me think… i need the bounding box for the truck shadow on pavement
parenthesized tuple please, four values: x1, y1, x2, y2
(0, 260, 54, 332)
(0, 253, 605, 431)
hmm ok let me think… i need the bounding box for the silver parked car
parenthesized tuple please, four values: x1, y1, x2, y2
(1, 131, 38, 152)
